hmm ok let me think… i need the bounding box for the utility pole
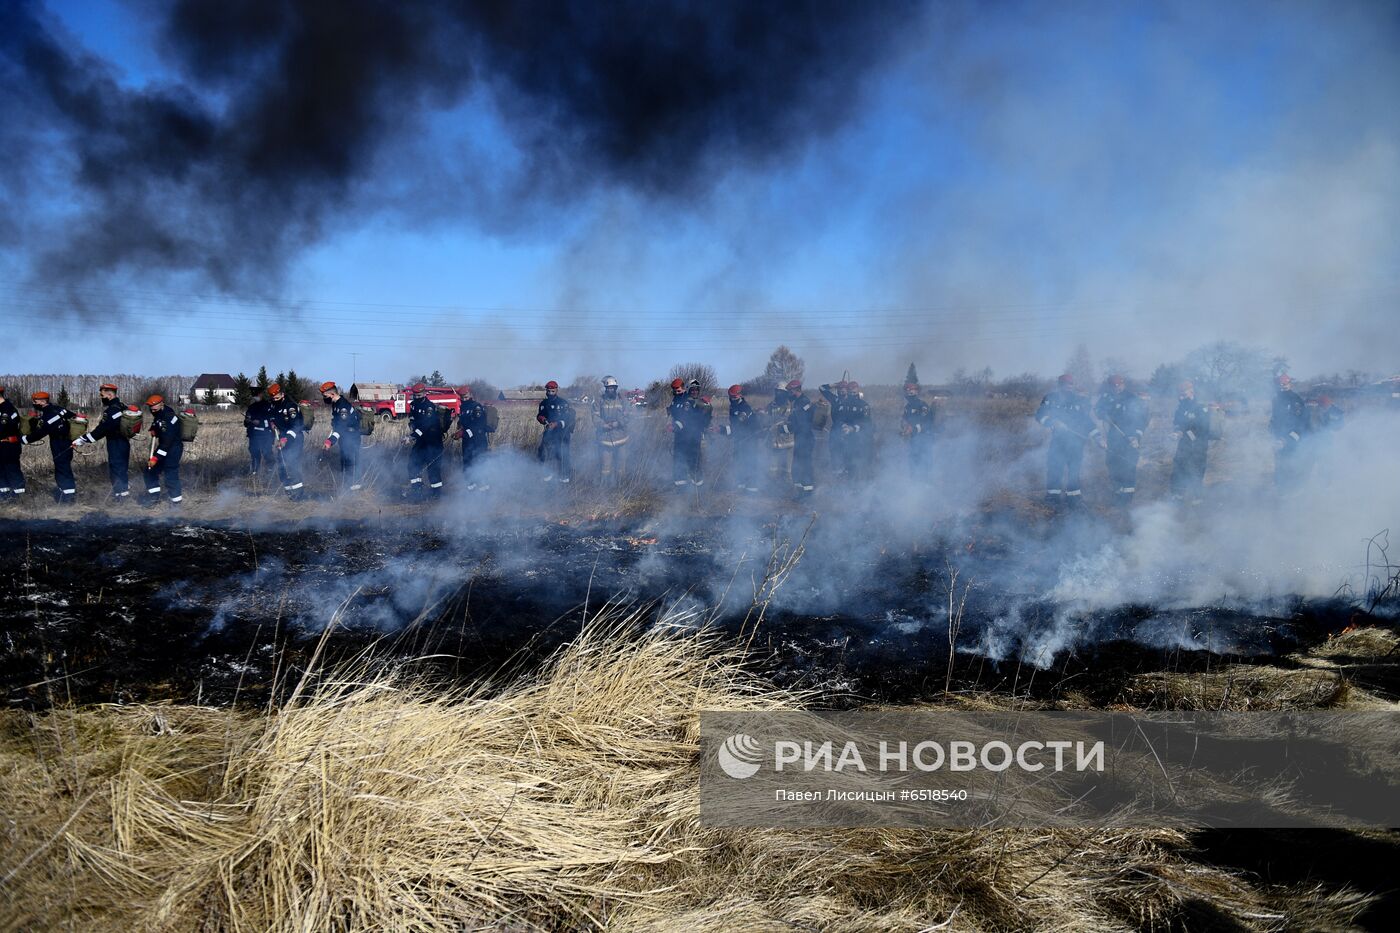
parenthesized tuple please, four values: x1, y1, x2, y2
(350, 352, 360, 384)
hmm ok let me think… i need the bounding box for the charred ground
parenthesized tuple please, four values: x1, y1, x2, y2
(2, 511, 1381, 711)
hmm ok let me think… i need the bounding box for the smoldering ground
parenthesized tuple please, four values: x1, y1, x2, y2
(4, 397, 1397, 709)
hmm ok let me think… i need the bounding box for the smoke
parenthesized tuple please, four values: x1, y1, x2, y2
(1, 0, 912, 300)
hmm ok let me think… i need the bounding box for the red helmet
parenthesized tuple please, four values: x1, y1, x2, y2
(728, 384, 743, 398)
(268, 383, 283, 396)
(410, 382, 427, 394)
(1109, 374, 1125, 388)
(457, 385, 473, 399)
(904, 382, 918, 392)
(670, 378, 685, 391)
(785, 379, 802, 391)
(1276, 374, 1293, 387)
(1058, 373, 1074, 386)
(545, 380, 559, 390)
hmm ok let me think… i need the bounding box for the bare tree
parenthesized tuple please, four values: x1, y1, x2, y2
(668, 362, 718, 394)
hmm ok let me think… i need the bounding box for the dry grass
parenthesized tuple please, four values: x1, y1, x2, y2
(1, 606, 1382, 932)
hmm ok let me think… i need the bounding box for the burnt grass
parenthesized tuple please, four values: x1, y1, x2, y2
(5, 512, 1400, 929)
(1, 511, 1377, 711)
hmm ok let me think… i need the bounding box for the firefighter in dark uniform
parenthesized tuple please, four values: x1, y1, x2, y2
(320, 382, 362, 492)
(843, 381, 872, 481)
(244, 389, 275, 479)
(1034, 374, 1094, 508)
(724, 384, 762, 493)
(766, 385, 794, 487)
(268, 383, 308, 500)
(142, 394, 184, 508)
(403, 383, 446, 498)
(1270, 374, 1309, 490)
(455, 385, 494, 490)
(787, 380, 819, 498)
(1316, 396, 1344, 433)
(1170, 380, 1211, 503)
(21, 391, 77, 504)
(592, 376, 629, 485)
(820, 381, 851, 476)
(0, 386, 28, 500)
(72, 382, 133, 501)
(1092, 374, 1149, 506)
(667, 379, 712, 489)
(900, 382, 934, 477)
(536, 380, 575, 483)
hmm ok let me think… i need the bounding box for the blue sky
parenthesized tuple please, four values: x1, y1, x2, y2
(8, 0, 1399, 388)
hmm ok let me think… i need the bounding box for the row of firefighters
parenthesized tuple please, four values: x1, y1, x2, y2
(0, 372, 1339, 508)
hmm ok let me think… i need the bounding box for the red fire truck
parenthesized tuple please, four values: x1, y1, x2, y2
(350, 383, 461, 420)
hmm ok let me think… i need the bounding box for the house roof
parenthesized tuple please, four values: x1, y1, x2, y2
(192, 373, 236, 390)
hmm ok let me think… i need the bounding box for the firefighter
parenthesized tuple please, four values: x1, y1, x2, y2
(900, 381, 934, 477)
(1093, 374, 1149, 506)
(537, 381, 575, 483)
(766, 383, 794, 486)
(142, 394, 184, 508)
(787, 380, 819, 498)
(0, 386, 26, 500)
(1316, 396, 1345, 433)
(403, 383, 446, 498)
(1270, 374, 1309, 490)
(454, 385, 494, 490)
(667, 379, 712, 489)
(1170, 380, 1211, 503)
(244, 388, 275, 480)
(843, 381, 873, 481)
(20, 391, 77, 504)
(268, 383, 308, 500)
(723, 384, 762, 493)
(71, 382, 133, 501)
(320, 382, 362, 492)
(592, 376, 629, 484)
(819, 381, 851, 476)
(1034, 374, 1095, 508)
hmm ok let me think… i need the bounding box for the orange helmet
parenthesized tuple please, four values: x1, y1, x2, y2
(319, 381, 337, 394)
(786, 379, 802, 391)
(146, 394, 164, 406)
(31, 391, 50, 401)
(671, 378, 684, 392)
(268, 383, 283, 395)
(99, 382, 118, 392)
(728, 384, 743, 398)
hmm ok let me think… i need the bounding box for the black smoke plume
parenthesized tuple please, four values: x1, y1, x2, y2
(0, 0, 914, 296)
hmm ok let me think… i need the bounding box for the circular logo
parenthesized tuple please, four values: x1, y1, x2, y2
(717, 733, 763, 779)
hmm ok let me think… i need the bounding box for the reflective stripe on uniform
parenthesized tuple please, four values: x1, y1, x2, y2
(148, 487, 161, 493)
(156, 449, 167, 456)
(429, 482, 442, 488)
(289, 483, 303, 490)
(170, 496, 183, 502)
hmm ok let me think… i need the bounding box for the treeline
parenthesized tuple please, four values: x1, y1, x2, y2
(0, 374, 198, 411)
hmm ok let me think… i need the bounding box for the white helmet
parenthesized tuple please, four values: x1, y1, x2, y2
(603, 375, 619, 387)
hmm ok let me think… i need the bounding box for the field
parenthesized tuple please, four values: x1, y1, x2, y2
(4, 393, 1399, 931)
